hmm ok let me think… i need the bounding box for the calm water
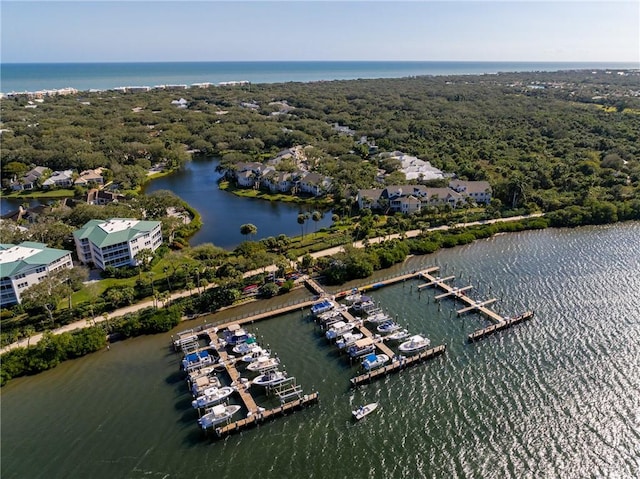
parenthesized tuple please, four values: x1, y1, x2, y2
(143, 157, 333, 249)
(2, 222, 639, 478)
(2, 61, 638, 93)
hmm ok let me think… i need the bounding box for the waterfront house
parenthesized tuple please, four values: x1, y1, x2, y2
(0, 241, 74, 306)
(42, 170, 74, 189)
(449, 180, 492, 204)
(261, 170, 294, 193)
(10, 166, 49, 191)
(298, 172, 332, 197)
(86, 189, 126, 205)
(73, 218, 162, 270)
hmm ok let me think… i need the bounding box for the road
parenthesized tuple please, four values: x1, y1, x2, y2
(1, 213, 543, 354)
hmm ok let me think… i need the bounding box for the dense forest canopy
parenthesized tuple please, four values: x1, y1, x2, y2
(1, 69, 639, 211)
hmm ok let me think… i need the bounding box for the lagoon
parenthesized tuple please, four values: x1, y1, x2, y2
(144, 157, 333, 249)
(2, 222, 639, 478)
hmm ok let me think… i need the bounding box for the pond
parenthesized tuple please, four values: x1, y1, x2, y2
(143, 157, 334, 249)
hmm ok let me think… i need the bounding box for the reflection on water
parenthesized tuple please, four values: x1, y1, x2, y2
(2, 223, 639, 479)
(144, 157, 333, 249)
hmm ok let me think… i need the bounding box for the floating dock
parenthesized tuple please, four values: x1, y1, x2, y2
(350, 344, 446, 387)
(467, 311, 534, 342)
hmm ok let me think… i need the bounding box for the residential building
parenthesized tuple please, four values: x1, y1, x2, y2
(261, 171, 294, 193)
(378, 151, 446, 181)
(10, 166, 49, 191)
(75, 168, 105, 186)
(86, 189, 126, 205)
(298, 172, 332, 197)
(73, 218, 162, 270)
(42, 170, 74, 188)
(449, 180, 492, 204)
(0, 241, 73, 306)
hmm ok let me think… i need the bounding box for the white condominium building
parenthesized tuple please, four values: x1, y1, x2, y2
(73, 218, 162, 270)
(0, 241, 74, 306)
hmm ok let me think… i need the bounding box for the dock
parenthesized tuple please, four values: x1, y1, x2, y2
(214, 392, 319, 437)
(417, 269, 533, 341)
(467, 311, 534, 342)
(350, 344, 446, 387)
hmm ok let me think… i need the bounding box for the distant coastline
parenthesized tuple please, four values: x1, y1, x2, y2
(2, 60, 638, 95)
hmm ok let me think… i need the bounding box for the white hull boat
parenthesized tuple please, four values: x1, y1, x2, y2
(311, 299, 334, 316)
(325, 320, 357, 340)
(198, 404, 241, 430)
(240, 347, 270, 363)
(352, 402, 378, 420)
(365, 311, 391, 324)
(232, 337, 258, 354)
(376, 320, 401, 334)
(336, 332, 364, 349)
(252, 370, 288, 387)
(383, 329, 410, 342)
(191, 386, 235, 409)
(398, 334, 431, 353)
(246, 356, 280, 372)
(362, 353, 390, 371)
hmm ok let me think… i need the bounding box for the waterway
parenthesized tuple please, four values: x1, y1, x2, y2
(2, 222, 639, 479)
(144, 157, 333, 249)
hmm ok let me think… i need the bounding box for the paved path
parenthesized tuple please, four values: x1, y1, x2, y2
(1, 213, 543, 354)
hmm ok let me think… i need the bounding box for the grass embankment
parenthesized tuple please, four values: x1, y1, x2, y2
(219, 181, 334, 207)
(0, 189, 75, 199)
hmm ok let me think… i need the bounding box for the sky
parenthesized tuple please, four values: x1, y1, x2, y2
(1, 1, 638, 63)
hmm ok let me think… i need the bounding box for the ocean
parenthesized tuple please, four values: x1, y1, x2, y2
(1, 61, 638, 94)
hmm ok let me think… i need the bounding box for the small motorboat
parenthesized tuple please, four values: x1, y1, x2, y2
(232, 337, 258, 354)
(384, 329, 410, 342)
(336, 332, 364, 349)
(182, 350, 214, 372)
(311, 299, 334, 316)
(252, 370, 288, 387)
(348, 337, 376, 358)
(246, 356, 280, 372)
(344, 289, 363, 305)
(198, 404, 242, 430)
(240, 347, 270, 363)
(398, 334, 431, 353)
(376, 320, 401, 334)
(317, 309, 342, 323)
(352, 402, 378, 420)
(365, 311, 391, 324)
(191, 386, 235, 409)
(325, 320, 357, 340)
(361, 353, 390, 371)
(223, 324, 254, 346)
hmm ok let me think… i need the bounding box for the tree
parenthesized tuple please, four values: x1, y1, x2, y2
(135, 248, 154, 273)
(311, 210, 322, 233)
(21, 271, 73, 325)
(297, 213, 307, 239)
(240, 223, 258, 240)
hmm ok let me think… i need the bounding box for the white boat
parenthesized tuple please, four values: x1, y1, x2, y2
(198, 404, 242, 430)
(182, 350, 214, 372)
(191, 386, 235, 409)
(232, 337, 258, 354)
(344, 289, 363, 305)
(246, 356, 280, 372)
(352, 402, 378, 420)
(348, 337, 376, 358)
(189, 370, 222, 396)
(317, 309, 342, 323)
(252, 370, 288, 387)
(384, 329, 410, 342)
(336, 332, 364, 349)
(365, 311, 391, 324)
(352, 299, 375, 313)
(311, 299, 334, 316)
(361, 353, 390, 371)
(223, 324, 254, 346)
(325, 320, 356, 340)
(376, 320, 401, 334)
(240, 347, 270, 363)
(398, 334, 431, 353)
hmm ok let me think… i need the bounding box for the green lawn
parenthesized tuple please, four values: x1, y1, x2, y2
(1, 189, 75, 199)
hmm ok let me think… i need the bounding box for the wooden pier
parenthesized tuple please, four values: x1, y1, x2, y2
(467, 311, 534, 342)
(214, 392, 319, 438)
(350, 344, 446, 387)
(337, 266, 439, 297)
(417, 269, 534, 341)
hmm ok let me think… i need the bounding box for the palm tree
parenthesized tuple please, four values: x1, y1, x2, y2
(297, 213, 307, 239)
(311, 210, 322, 233)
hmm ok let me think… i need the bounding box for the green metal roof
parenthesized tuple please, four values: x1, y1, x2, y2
(73, 218, 161, 248)
(0, 242, 71, 278)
